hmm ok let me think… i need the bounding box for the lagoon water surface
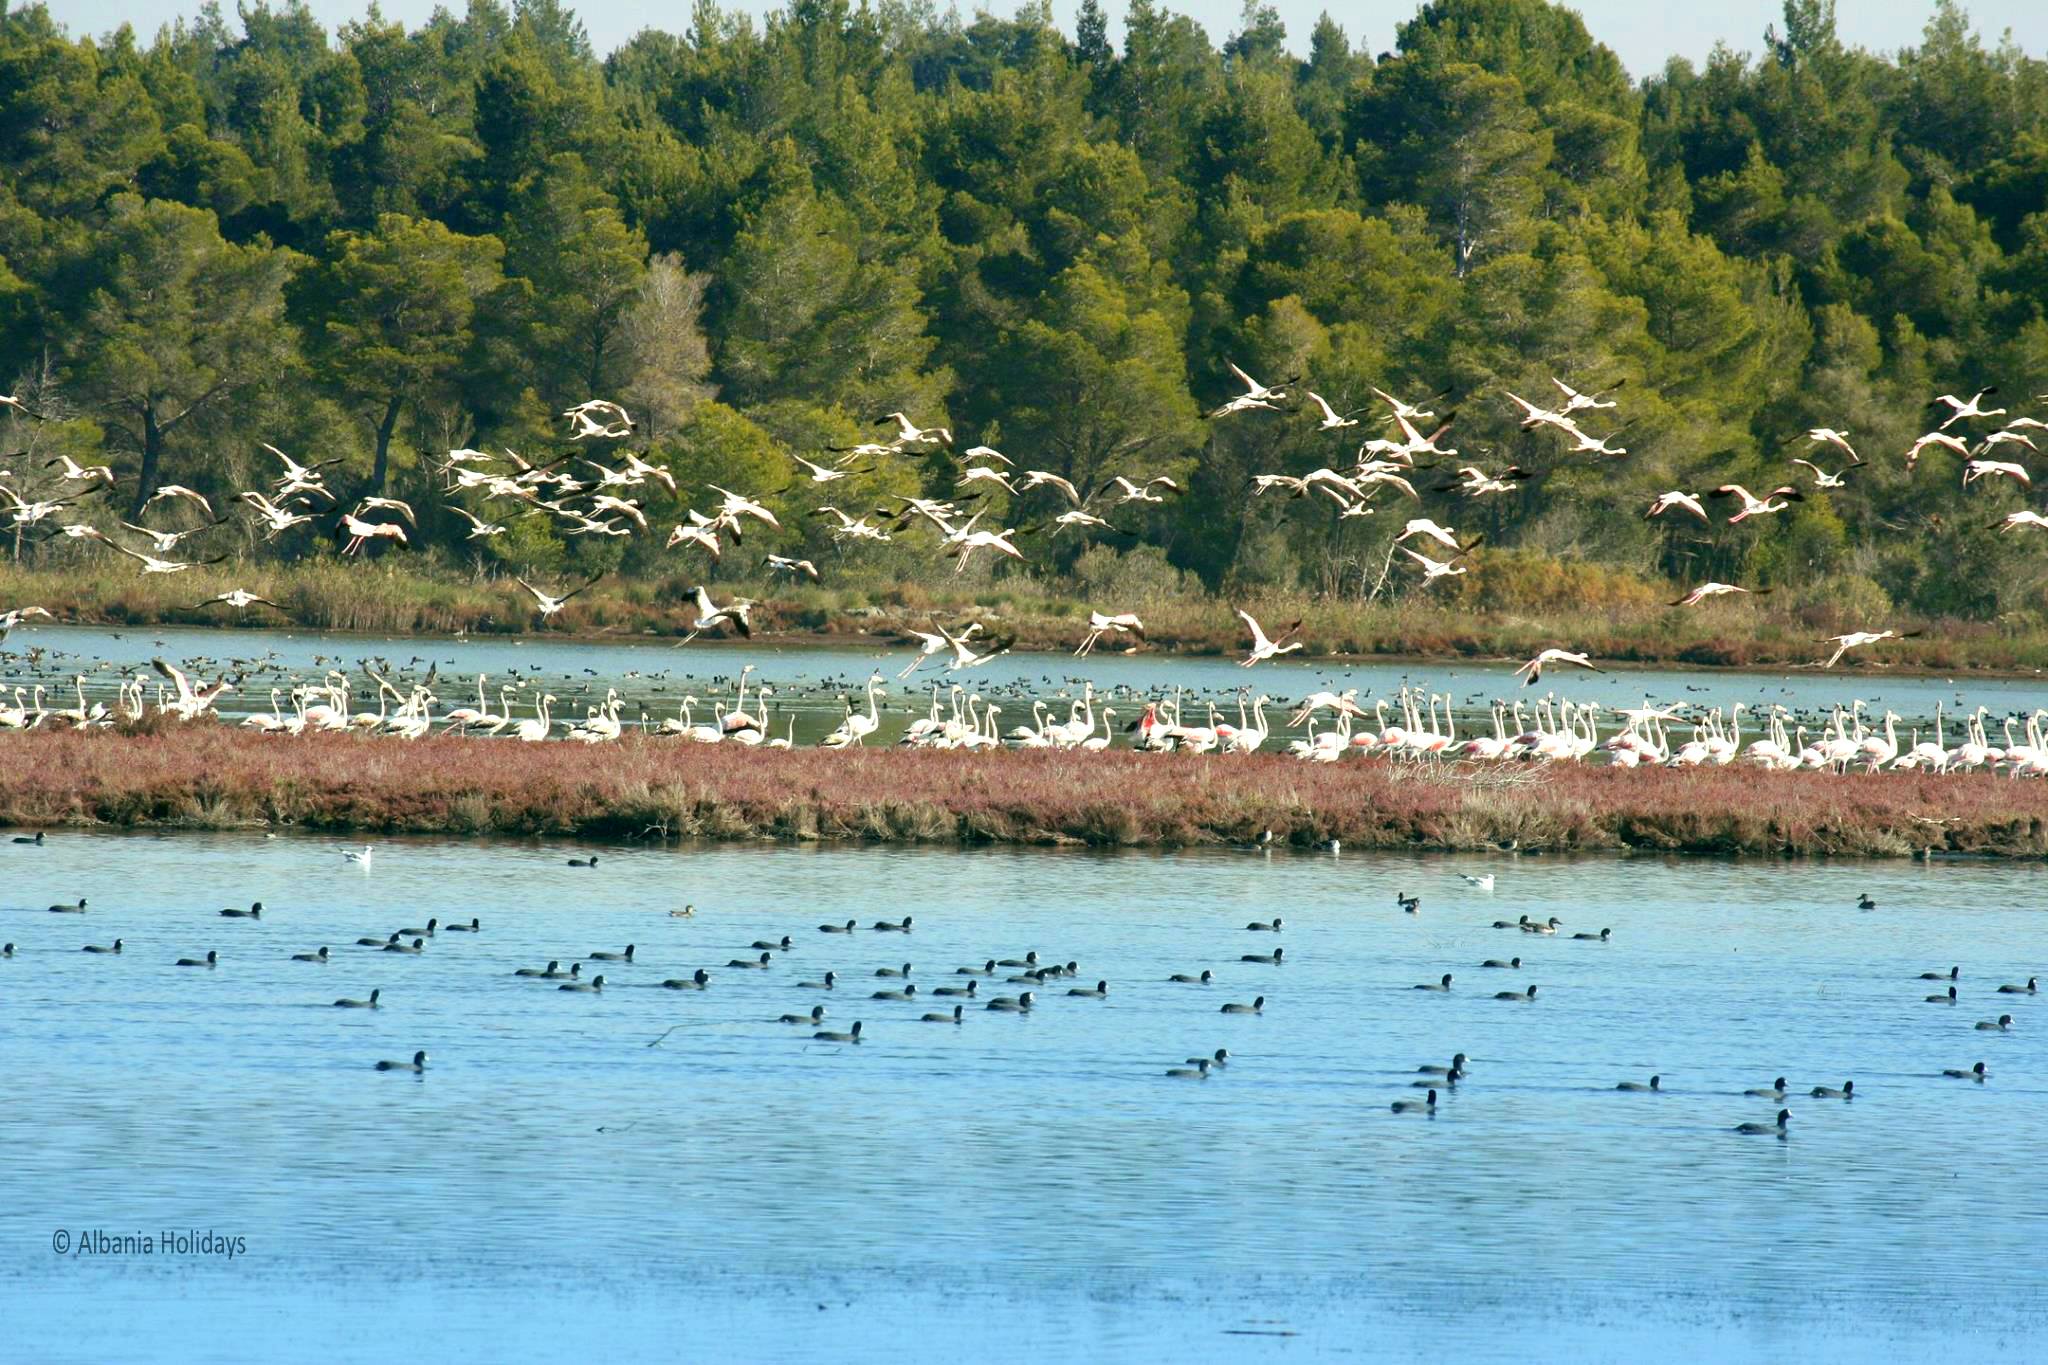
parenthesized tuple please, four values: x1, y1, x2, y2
(3, 833, 2046, 1361)
(10, 621, 2048, 745)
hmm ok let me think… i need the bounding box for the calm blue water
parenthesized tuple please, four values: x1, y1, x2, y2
(2, 832, 2046, 1360)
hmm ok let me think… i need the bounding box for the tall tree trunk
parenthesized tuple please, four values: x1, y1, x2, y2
(130, 403, 164, 519)
(371, 393, 403, 494)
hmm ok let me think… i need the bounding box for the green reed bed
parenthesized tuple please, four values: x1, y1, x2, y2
(9, 559, 2048, 674)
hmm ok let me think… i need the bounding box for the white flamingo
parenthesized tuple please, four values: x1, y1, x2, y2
(514, 694, 557, 743)
(821, 674, 885, 748)
(1235, 609, 1304, 666)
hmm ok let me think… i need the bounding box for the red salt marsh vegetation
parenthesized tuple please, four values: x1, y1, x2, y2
(5, 726, 2046, 858)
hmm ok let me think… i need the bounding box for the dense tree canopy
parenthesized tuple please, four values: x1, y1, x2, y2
(5, 0, 2048, 620)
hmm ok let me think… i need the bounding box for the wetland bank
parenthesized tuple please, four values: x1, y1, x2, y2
(7, 625, 2048, 859)
(5, 723, 2045, 858)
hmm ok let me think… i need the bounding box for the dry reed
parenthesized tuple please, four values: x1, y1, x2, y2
(3, 726, 2042, 858)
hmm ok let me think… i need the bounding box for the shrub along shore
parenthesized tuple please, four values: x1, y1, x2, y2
(2, 726, 2040, 859)
(6, 562, 2048, 675)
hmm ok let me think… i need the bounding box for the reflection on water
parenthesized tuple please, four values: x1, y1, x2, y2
(2, 832, 2046, 1360)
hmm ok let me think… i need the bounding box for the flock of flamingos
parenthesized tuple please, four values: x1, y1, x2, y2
(7, 365, 2048, 771)
(0, 647, 2037, 776)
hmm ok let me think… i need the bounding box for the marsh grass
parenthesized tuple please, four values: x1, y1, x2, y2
(9, 561, 2048, 673)
(3, 725, 2044, 858)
